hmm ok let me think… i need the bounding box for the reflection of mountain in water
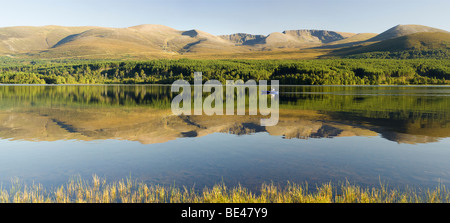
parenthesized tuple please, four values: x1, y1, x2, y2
(225, 123, 266, 136)
(310, 125, 344, 139)
(325, 111, 448, 144)
(0, 85, 448, 145)
(0, 107, 447, 145)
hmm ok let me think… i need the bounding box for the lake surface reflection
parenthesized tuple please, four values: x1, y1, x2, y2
(0, 85, 449, 191)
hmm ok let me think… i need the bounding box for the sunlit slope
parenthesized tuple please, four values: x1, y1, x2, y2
(368, 24, 449, 42)
(0, 25, 247, 59)
(0, 25, 94, 54)
(0, 24, 448, 59)
(332, 32, 450, 57)
(360, 32, 450, 51)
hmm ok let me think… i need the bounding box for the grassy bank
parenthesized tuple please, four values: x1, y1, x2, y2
(1, 175, 449, 203)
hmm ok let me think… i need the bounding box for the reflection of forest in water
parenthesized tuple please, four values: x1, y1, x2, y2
(0, 85, 448, 144)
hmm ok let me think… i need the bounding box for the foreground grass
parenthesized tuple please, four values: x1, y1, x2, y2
(1, 175, 449, 203)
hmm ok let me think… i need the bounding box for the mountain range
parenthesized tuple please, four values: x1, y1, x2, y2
(0, 24, 448, 59)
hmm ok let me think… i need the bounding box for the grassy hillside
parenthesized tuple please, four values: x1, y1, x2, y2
(0, 26, 94, 54)
(354, 32, 449, 52)
(318, 33, 378, 49)
(0, 24, 448, 60)
(0, 25, 249, 59)
(368, 24, 448, 42)
(329, 32, 450, 59)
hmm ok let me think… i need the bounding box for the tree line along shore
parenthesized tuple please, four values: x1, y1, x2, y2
(0, 59, 448, 85)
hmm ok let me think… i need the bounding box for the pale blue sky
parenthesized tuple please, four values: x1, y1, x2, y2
(0, 0, 448, 35)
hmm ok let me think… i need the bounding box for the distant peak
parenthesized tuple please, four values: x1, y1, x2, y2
(281, 30, 348, 43)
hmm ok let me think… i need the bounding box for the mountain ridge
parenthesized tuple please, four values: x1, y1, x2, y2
(0, 24, 448, 59)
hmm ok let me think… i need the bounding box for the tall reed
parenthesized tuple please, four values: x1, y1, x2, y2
(0, 175, 449, 203)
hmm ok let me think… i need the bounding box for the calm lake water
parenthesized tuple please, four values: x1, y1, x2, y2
(0, 85, 449, 192)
